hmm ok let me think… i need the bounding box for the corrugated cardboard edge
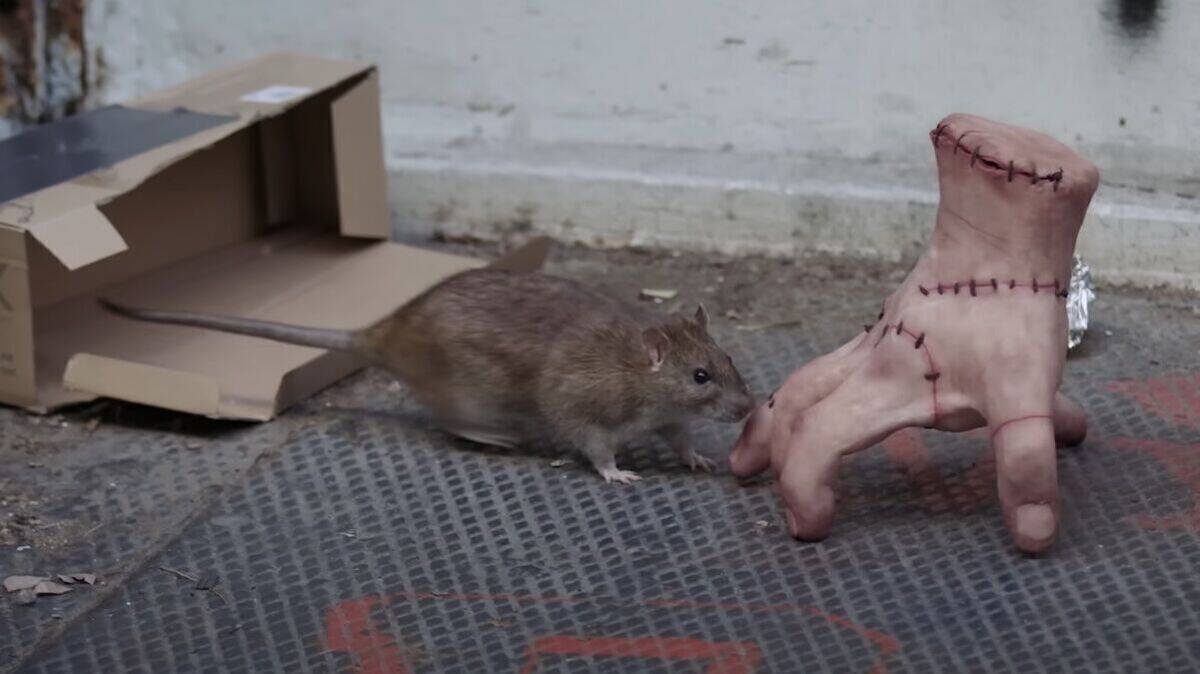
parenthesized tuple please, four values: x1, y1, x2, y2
(0, 225, 37, 406)
(331, 70, 389, 239)
(63, 354, 221, 417)
(274, 350, 365, 417)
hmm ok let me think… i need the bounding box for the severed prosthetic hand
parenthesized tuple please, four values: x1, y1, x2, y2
(731, 114, 1099, 553)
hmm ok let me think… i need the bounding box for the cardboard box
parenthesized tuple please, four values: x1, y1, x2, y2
(0, 52, 548, 420)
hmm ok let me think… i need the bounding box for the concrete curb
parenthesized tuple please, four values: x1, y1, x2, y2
(388, 147, 1200, 291)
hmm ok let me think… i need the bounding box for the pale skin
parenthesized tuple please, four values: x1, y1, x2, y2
(730, 114, 1099, 553)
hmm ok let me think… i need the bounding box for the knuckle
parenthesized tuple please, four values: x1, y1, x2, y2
(998, 442, 1054, 487)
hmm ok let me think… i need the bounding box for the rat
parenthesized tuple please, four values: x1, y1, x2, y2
(99, 268, 756, 483)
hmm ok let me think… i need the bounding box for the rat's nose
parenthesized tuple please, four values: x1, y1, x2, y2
(735, 397, 756, 420)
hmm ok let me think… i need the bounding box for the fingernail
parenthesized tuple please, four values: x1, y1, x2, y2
(785, 509, 799, 537)
(1015, 504, 1056, 546)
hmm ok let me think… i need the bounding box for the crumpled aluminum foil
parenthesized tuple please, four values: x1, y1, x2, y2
(1067, 255, 1094, 350)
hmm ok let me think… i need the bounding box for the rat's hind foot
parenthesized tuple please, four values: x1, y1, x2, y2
(657, 424, 716, 473)
(682, 450, 717, 473)
(578, 432, 640, 484)
(599, 467, 642, 484)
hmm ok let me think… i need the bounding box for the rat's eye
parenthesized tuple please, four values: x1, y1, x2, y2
(693, 368, 711, 384)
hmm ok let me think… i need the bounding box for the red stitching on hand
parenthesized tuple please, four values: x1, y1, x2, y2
(929, 126, 1068, 190)
(875, 320, 941, 425)
(918, 278, 1068, 299)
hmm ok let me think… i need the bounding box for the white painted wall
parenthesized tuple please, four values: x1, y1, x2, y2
(89, 0, 1200, 173)
(84, 0, 1200, 287)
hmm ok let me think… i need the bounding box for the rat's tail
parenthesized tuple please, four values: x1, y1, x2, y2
(98, 298, 362, 353)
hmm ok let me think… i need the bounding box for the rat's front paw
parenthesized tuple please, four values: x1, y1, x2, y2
(682, 450, 717, 473)
(599, 467, 643, 484)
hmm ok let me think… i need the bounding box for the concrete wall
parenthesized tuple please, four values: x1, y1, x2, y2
(82, 0, 1200, 288)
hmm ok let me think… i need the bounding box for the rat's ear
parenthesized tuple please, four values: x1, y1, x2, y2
(694, 304, 709, 329)
(642, 327, 669, 371)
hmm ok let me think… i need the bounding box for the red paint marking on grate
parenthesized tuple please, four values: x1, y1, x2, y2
(1108, 374, 1200, 431)
(1111, 438, 1200, 532)
(320, 590, 901, 674)
(323, 595, 409, 674)
(1108, 374, 1200, 531)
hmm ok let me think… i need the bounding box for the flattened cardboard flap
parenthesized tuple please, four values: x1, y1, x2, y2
(27, 204, 127, 271)
(64, 355, 221, 417)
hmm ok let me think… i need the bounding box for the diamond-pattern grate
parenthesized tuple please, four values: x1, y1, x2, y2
(14, 314, 1200, 673)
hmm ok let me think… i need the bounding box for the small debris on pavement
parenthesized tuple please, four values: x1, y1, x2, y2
(724, 309, 741, 320)
(487, 617, 513, 628)
(159, 566, 198, 583)
(160, 566, 229, 604)
(639, 288, 678, 303)
(6, 575, 79, 604)
(85, 418, 101, 433)
(754, 520, 771, 528)
(34, 580, 73, 595)
(387, 381, 402, 392)
(185, 441, 203, 450)
(550, 458, 568, 468)
(4, 575, 45, 592)
(58, 573, 97, 585)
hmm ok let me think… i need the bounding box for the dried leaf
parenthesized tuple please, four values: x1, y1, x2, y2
(5, 576, 47, 592)
(33, 581, 73, 595)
